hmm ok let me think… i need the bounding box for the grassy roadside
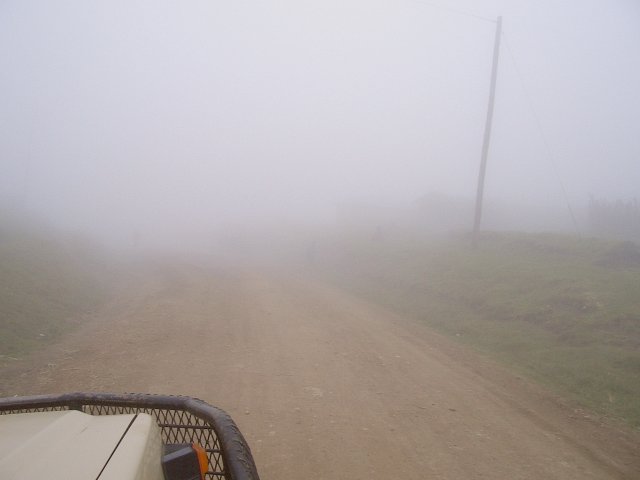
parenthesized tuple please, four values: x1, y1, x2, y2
(317, 231, 640, 428)
(0, 216, 113, 361)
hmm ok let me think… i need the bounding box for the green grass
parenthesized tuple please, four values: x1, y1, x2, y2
(318, 231, 640, 428)
(0, 215, 113, 360)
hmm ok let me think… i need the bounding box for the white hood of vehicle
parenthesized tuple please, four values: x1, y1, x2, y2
(0, 410, 163, 480)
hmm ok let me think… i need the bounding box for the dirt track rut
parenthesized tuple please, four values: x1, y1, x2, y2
(2, 262, 639, 479)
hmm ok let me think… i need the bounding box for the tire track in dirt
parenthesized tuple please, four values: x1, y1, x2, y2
(1, 262, 639, 479)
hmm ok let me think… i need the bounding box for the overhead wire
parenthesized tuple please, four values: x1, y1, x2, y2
(501, 32, 580, 233)
(405, 0, 496, 24)
(397, 1, 579, 232)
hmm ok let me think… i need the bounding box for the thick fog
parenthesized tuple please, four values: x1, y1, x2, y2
(1, 0, 639, 247)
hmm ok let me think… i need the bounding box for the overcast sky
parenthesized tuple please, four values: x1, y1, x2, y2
(1, 0, 639, 241)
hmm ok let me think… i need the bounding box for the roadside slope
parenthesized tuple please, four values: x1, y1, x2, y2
(1, 262, 638, 479)
(0, 215, 112, 360)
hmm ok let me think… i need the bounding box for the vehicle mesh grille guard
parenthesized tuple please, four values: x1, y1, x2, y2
(0, 392, 260, 480)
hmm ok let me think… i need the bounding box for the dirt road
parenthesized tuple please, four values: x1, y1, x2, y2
(2, 262, 639, 479)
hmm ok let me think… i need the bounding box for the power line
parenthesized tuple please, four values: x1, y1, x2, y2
(406, 0, 496, 24)
(502, 32, 580, 233)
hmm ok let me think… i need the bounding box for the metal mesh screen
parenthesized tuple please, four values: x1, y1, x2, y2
(0, 393, 260, 480)
(83, 405, 226, 479)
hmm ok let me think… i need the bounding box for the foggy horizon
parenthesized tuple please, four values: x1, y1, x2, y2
(2, 3, 640, 474)
(1, 0, 639, 247)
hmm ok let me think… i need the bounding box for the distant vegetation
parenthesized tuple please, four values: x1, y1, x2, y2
(318, 231, 640, 428)
(589, 196, 640, 242)
(0, 212, 114, 360)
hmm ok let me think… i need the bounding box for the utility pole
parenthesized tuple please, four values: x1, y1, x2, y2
(472, 15, 502, 248)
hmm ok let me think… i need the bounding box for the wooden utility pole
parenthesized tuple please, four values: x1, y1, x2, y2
(472, 16, 502, 248)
